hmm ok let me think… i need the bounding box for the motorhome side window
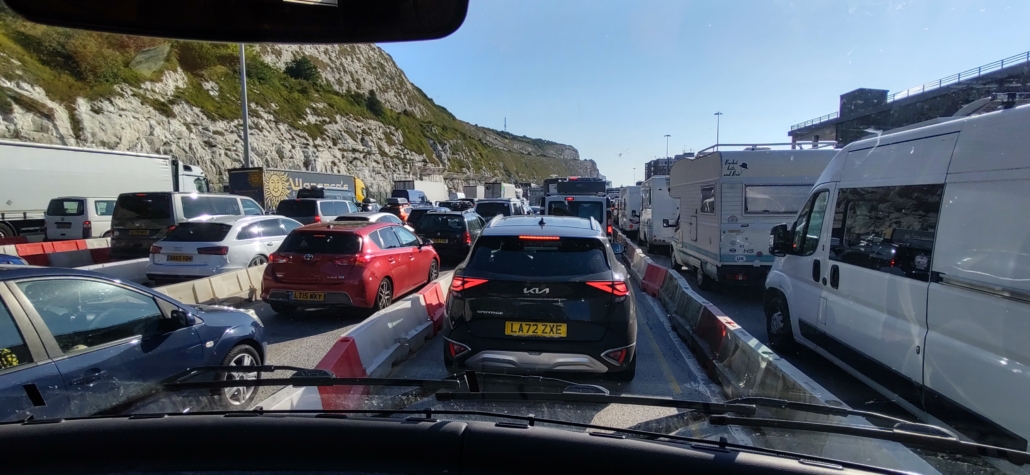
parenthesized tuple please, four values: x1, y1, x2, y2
(791, 191, 829, 256)
(700, 186, 715, 214)
(829, 185, 944, 282)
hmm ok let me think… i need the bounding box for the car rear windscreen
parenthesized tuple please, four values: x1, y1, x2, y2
(418, 215, 466, 233)
(276, 200, 318, 217)
(547, 200, 604, 225)
(466, 236, 609, 278)
(280, 232, 362, 254)
(163, 223, 233, 242)
(475, 202, 510, 218)
(47, 199, 84, 217)
(113, 194, 172, 221)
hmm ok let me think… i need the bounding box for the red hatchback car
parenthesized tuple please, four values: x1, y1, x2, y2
(261, 222, 440, 315)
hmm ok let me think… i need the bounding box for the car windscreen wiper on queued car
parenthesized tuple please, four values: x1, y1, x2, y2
(153, 367, 1030, 466)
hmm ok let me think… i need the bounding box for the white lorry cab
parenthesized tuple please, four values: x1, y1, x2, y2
(764, 101, 1030, 451)
(638, 176, 678, 254)
(617, 186, 641, 236)
(668, 144, 836, 289)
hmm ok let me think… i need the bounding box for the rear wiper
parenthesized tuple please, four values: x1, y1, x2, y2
(162, 365, 460, 391)
(709, 415, 1030, 465)
(435, 391, 757, 416)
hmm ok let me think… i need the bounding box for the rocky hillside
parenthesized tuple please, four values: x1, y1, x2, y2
(0, 5, 597, 198)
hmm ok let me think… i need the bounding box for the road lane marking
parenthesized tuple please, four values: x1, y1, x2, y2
(639, 307, 682, 396)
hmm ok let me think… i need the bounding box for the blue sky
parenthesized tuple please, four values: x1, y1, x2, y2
(381, 0, 1030, 186)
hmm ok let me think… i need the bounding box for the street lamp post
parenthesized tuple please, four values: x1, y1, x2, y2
(633, 167, 636, 183)
(714, 112, 723, 151)
(664, 134, 671, 159)
(239, 44, 251, 168)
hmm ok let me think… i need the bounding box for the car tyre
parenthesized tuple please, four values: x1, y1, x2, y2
(609, 355, 637, 382)
(270, 303, 297, 315)
(695, 265, 714, 291)
(765, 293, 796, 350)
(249, 255, 268, 267)
(373, 278, 393, 312)
(428, 259, 440, 284)
(102, 230, 113, 238)
(213, 344, 261, 409)
(0, 223, 15, 239)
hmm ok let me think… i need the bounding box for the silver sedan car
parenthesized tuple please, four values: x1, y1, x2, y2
(146, 215, 301, 282)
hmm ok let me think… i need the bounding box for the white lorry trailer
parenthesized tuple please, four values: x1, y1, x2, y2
(462, 185, 485, 199)
(0, 139, 210, 239)
(393, 180, 450, 204)
(668, 144, 836, 289)
(484, 182, 518, 199)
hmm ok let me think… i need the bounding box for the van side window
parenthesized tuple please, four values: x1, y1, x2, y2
(241, 199, 264, 216)
(791, 191, 829, 256)
(700, 186, 715, 214)
(94, 200, 116, 216)
(829, 185, 944, 282)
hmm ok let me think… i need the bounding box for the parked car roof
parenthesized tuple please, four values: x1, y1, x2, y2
(482, 216, 602, 238)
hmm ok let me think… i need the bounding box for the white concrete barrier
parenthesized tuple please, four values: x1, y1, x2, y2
(78, 258, 150, 283)
(0, 244, 18, 256)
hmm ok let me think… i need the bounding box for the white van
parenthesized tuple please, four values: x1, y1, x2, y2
(765, 102, 1030, 451)
(668, 145, 836, 289)
(617, 186, 641, 236)
(45, 196, 117, 240)
(638, 176, 678, 254)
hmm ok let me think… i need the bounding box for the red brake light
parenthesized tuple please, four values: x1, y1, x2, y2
(167, 225, 176, 232)
(197, 246, 229, 255)
(314, 215, 322, 223)
(149, 245, 162, 254)
(82, 221, 92, 229)
(270, 253, 289, 264)
(565, 197, 575, 201)
(462, 231, 471, 245)
(602, 347, 629, 366)
(450, 276, 488, 292)
(333, 254, 372, 267)
(607, 225, 612, 235)
(518, 235, 560, 241)
(446, 340, 470, 358)
(587, 281, 630, 297)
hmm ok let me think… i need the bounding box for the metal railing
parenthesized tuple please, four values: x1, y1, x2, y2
(790, 50, 1030, 131)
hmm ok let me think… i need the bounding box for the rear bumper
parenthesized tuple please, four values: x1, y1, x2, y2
(716, 264, 769, 287)
(111, 239, 156, 260)
(261, 279, 371, 308)
(443, 325, 635, 375)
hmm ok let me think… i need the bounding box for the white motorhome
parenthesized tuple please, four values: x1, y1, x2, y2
(668, 144, 836, 289)
(617, 186, 641, 236)
(765, 102, 1030, 451)
(638, 176, 678, 254)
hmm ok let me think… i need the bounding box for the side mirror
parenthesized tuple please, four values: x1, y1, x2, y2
(169, 309, 192, 328)
(631, 210, 639, 217)
(769, 224, 793, 257)
(662, 219, 671, 228)
(611, 243, 626, 255)
(418, 235, 431, 248)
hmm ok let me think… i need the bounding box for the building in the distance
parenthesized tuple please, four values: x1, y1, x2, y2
(645, 152, 694, 180)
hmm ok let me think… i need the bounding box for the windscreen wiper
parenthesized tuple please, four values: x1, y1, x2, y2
(161, 365, 460, 391)
(435, 391, 757, 416)
(726, 397, 912, 426)
(709, 415, 1030, 465)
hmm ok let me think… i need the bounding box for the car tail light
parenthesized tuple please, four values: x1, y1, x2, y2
(724, 273, 748, 281)
(450, 276, 488, 292)
(150, 245, 162, 254)
(519, 235, 559, 241)
(586, 281, 630, 297)
(602, 346, 632, 366)
(270, 253, 289, 264)
(462, 231, 471, 245)
(446, 339, 470, 358)
(314, 215, 322, 223)
(333, 254, 372, 267)
(607, 225, 613, 235)
(197, 246, 229, 255)
(82, 220, 92, 229)
(167, 225, 176, 233)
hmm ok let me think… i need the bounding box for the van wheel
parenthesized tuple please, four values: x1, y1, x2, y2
(0, 223, 14, 239)
(765, 294, 795, 350)
(695, 265, 714, 291)
(248, 255, 268, 267)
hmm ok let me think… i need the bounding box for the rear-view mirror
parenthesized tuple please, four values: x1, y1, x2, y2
(611, 243, 625, 255)
(4, 0, 469, 43)
(769, 224, 793, 257)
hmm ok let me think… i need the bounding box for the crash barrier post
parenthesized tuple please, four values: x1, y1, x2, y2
(639, 263, 667, 298)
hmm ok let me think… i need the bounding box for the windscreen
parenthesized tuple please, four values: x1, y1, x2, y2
(276, 200, 318, 217)
(279, 232, 362, 254)
(548, 200, 604, 225)
(47, 199, 84, 217)
(745, 186, 812, 214)
(466, 236, 610, 278)
(113, 194, 172, 221)
(163, 223, 232, 242)
(418, 214, 465, 233)
(475, 202, 510, 218)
